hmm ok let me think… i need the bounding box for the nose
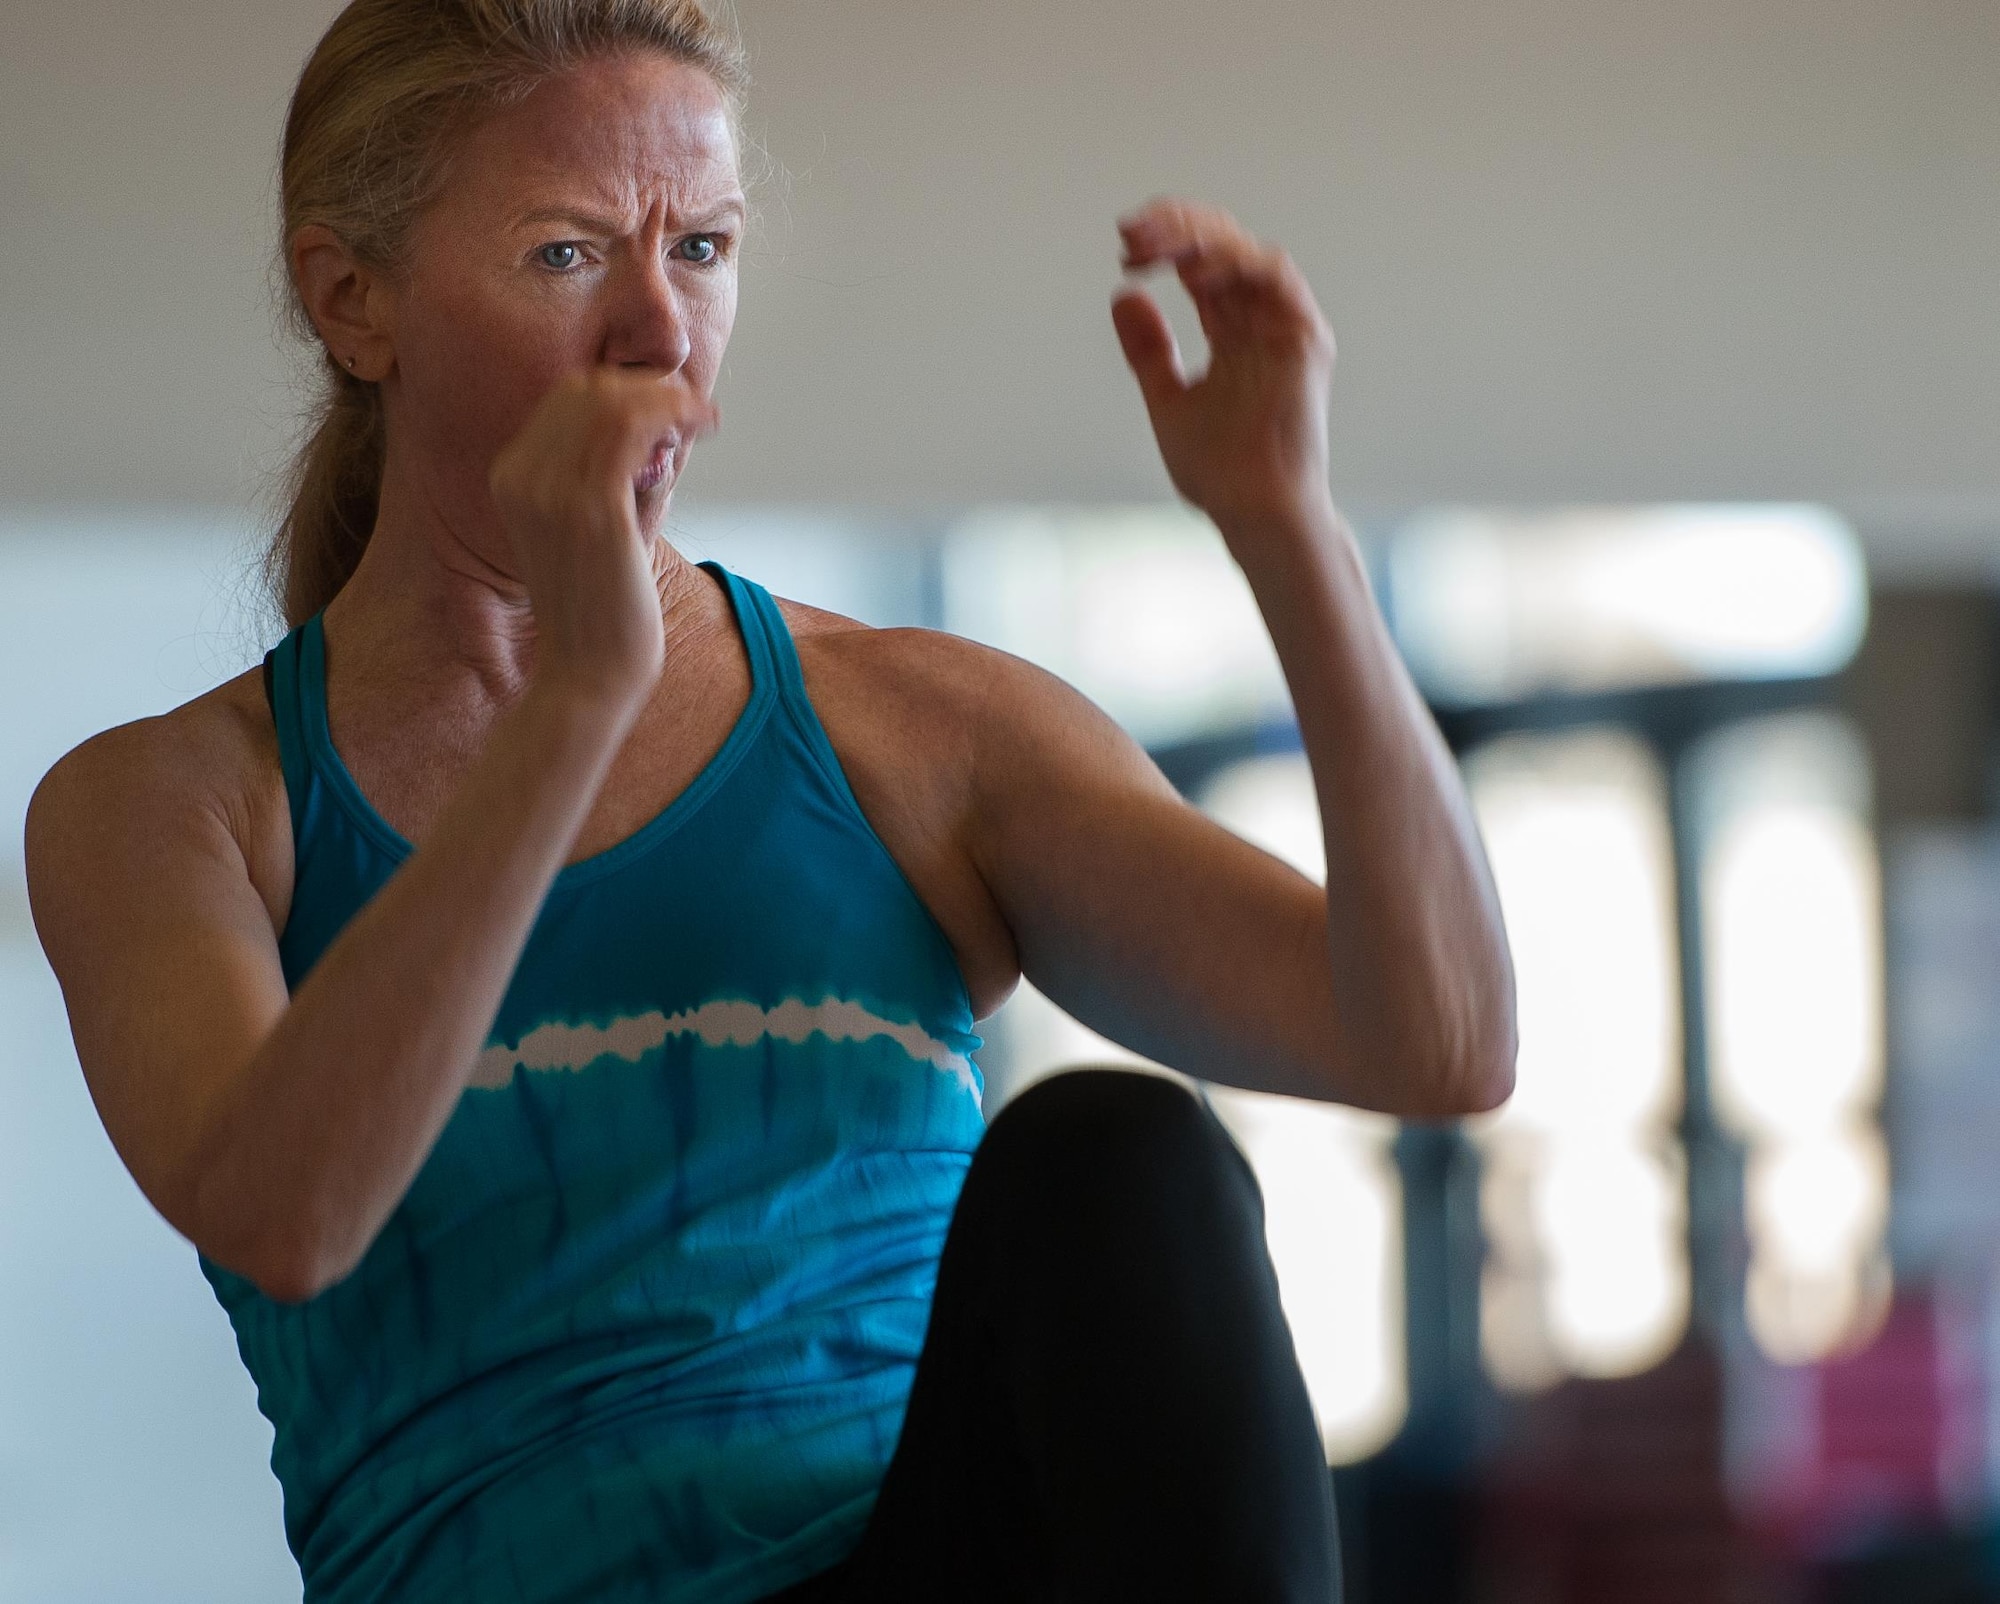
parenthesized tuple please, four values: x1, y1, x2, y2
(604, 255, 692, 376)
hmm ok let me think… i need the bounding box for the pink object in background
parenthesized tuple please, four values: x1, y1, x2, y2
(1739, 1292, 1985, 1561)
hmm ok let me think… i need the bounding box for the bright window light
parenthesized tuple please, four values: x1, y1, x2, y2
(1477, 1141, 1559, 1392)
(1693, 712, 1889, 1364)
(1208, 1087, 1407, 1462)
(1478, 1135, 1689, 1390)
(1705, 809, 1883, 1141)
(1468, 732, 1682, 1139)
(1538, 1137, 1688, 1378)
(1466, 729, 1689, 1388)
(1745, 1247, 1891, 1370)
(1197, 751, 1408, 1461)
(1745, 1124, 1888, 1279)
(941, 507, 1289, 746)
(1388, 504, 1867, 704)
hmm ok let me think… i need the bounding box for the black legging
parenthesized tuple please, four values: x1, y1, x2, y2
(764, 1068, 1343, 1603)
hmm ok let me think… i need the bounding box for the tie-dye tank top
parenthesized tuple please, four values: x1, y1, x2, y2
(201, 563, 986, 1604)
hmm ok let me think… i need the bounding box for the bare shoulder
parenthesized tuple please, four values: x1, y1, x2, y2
(774, 594, 1173, 853)
(776, 596, 1130, 755)
(767, 594, 1186, 1023)
(775, 597, 1137, 1014)
(25, 667, 293, 939)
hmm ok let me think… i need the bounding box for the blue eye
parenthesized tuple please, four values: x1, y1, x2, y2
(678, 235, 720, 265)
(536, 242, 581, 271)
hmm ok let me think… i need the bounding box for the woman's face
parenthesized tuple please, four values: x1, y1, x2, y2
(382, 52, 744, 546)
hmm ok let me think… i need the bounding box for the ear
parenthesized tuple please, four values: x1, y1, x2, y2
(291, 224, 395, 381)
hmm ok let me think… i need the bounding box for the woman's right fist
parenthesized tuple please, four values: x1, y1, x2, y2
(488, 369, 720, 707)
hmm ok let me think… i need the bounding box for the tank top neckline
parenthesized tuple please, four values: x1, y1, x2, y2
(297, 560, 780, 893)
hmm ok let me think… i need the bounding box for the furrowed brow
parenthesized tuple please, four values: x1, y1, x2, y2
(514, 206, 625, 233)
(513, 196, 747, 233)
(682, 197, 749, 229)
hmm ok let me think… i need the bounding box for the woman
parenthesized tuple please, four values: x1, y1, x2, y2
(24, 1, 1514, 1600)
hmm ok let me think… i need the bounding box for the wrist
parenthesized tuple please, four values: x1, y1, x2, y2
(1213, 493, 1360, 589)
(522, 663, 651, 749)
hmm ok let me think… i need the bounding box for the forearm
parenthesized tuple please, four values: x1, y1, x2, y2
(1225, 499, 1516, 1115)
(191, 676, 640, 1299)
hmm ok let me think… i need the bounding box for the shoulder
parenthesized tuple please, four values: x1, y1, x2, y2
(777, 597, 1120, 748)
(767, 602, 1083, 1012)
(30, 668, 277, 830)
(26, 667, 292, 935)
(774, 597, 1167, 815)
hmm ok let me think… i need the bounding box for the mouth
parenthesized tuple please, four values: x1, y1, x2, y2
(634, 438, 678, 495)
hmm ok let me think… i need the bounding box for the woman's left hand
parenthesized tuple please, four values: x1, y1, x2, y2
(1112, 199, 1338, 545)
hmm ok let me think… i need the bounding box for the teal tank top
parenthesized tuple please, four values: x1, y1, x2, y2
(202, 564, 986, 1604)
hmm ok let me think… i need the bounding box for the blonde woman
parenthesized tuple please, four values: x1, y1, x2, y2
(25, 2, 1514, 1599)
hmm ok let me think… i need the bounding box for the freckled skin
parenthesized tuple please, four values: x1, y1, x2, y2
(378, 57, 743, 576)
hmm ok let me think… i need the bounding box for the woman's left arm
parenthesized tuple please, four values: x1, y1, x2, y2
(964, 199, 1515, 1118)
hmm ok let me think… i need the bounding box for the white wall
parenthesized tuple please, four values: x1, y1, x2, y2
(2, 0, 1997, 546)
(0, 520, 298, 1603)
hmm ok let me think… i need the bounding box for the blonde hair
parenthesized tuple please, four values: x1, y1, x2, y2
(269, 0, 747, 626)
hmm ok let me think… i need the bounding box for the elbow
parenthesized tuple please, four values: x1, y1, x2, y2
(1432, 997, 1519, 1117)
(236, 1238, 359, 1305)
(247, 1256, 340, 1307)
(1365, 1016, 1518, 1121)
(1451, 1041, 1517, 1116)
(241, 1265, 319, 1306)
(1385, 1056, 1513, 1121)
(186, 1141, 366, 1305)
(192, 1192, 361, 1305)
(1404, 969, 1520, 1119)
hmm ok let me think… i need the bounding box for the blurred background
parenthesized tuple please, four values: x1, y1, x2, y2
(3, 2, 1999, 1601)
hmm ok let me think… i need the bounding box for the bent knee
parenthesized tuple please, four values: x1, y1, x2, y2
(990, 1066, 1208, 1144)
(978, 1068, 1250, 1200)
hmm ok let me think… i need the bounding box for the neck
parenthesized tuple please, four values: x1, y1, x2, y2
(321, 456, 702, 705)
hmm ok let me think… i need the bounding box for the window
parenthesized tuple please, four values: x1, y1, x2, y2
(1694, 712, 1889, 1363)
(1464, 729, 1689, 1388)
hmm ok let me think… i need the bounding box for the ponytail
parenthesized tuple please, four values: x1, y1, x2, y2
(271, 367, 386, 627)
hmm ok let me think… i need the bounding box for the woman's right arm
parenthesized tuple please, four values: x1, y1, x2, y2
(28, 677, 634, 1302)
(24, 371, 712, 1303)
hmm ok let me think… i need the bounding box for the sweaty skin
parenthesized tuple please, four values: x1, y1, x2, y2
(26, 53, 1516, 1304)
